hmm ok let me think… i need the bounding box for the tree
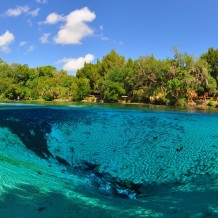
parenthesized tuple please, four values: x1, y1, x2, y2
(100, 66, 126, 102)
(4, 84, 26, 100)
(76, 62, 101, 91)
(200, 48, 218, 83)
(101, 49, 125, 76)
(102, 80, 125, 102)
(36, 66, 56, 77)
(189, 59, 216, 95)
(11, 63, 30, 85)
(122, 58, 136, 96)
(170, 49, 217, 101)
(70, 78, 90, 101)
(133, 55, 170, 103)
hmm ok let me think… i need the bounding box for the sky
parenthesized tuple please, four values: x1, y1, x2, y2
(0, 0, 218, 74)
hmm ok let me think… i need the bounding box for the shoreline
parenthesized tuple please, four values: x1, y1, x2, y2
(1, 99, 218, 114)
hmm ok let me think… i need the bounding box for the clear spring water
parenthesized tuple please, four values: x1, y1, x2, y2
(0, 103, 218, 217)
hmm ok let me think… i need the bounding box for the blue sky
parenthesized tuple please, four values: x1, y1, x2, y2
(0, 0, 218, 74)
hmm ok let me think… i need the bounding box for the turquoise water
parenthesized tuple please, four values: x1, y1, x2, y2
(0, 103, 218, 217)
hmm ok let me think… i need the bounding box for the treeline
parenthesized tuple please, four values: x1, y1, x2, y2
(0, 60, 90, 101)
(1, 48, 218, 105)
(77, 48, 218, 106)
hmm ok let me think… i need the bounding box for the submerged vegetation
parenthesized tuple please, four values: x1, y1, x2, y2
(1, 47, 218, 106)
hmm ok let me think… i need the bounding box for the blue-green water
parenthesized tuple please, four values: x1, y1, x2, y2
(0, 103, 218, 217)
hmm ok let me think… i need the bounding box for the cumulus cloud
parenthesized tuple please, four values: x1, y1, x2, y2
(44, 12, 64, 24)
(36, 0, 47, 3)
(0, 30, 14, 53)
(54, 7, 96, 45)
(39, 33, 50, 44)
(59, 54, 94, 72)
(4, 5, 39, 17)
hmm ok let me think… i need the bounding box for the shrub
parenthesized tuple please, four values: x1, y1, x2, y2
(208, 98, 215, 107)
(43, 93, 53, 101)
(176, 98, 187, 107)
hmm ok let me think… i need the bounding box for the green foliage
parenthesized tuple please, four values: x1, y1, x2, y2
(207, 76, 217, 94)
(76, 62, 101, 91)
(101, 49, 125, 76)
(77, 78, 91, 100)
(201, 48, 218, 83)
(0, 48, 218, 105)
(167, 78, 186, 99)
(132, 88, 148, 103)
(37, 66, 56, 77)
(176, 98, 187, 107)
(208, 98, 215, 107)
(43, 93, 53, 101)
(103, 80, 125, 102)
(122, 58, 136, 95)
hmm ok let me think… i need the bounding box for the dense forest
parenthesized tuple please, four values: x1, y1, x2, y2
(1, 48, 218, 106)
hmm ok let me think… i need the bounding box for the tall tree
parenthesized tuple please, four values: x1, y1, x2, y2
(76, 61, 102, 91)
(200, 48, 218, 83)
(101, 49, 125, 76)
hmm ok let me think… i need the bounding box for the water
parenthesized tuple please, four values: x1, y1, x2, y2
(0, 103, 218, 217)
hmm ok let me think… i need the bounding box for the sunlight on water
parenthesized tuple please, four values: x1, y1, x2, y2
(0, 104, 218, 217)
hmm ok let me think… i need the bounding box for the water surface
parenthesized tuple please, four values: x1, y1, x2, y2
(0, 103, 218, 217)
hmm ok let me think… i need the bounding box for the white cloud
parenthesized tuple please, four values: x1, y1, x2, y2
(28, 8, 40, 17)
(54, 7, 96, 45)
(59, 54, 94, 72)
(36, 0, 47, 3)
(19, 41, 27, 47)
(26, 45, 35, 52)
(5, 5, 39, 17)
(5, 5, 29, 17)
(39, 33, 50, 44)
(44, 12, 64, 24)
(95, 25, 109, 41)
(23, 45, 35, 55)
(100, 34, 109, 41)
(0, 30, 14, 53)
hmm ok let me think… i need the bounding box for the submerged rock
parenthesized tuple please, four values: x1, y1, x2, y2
(72, 161, 142, 199)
